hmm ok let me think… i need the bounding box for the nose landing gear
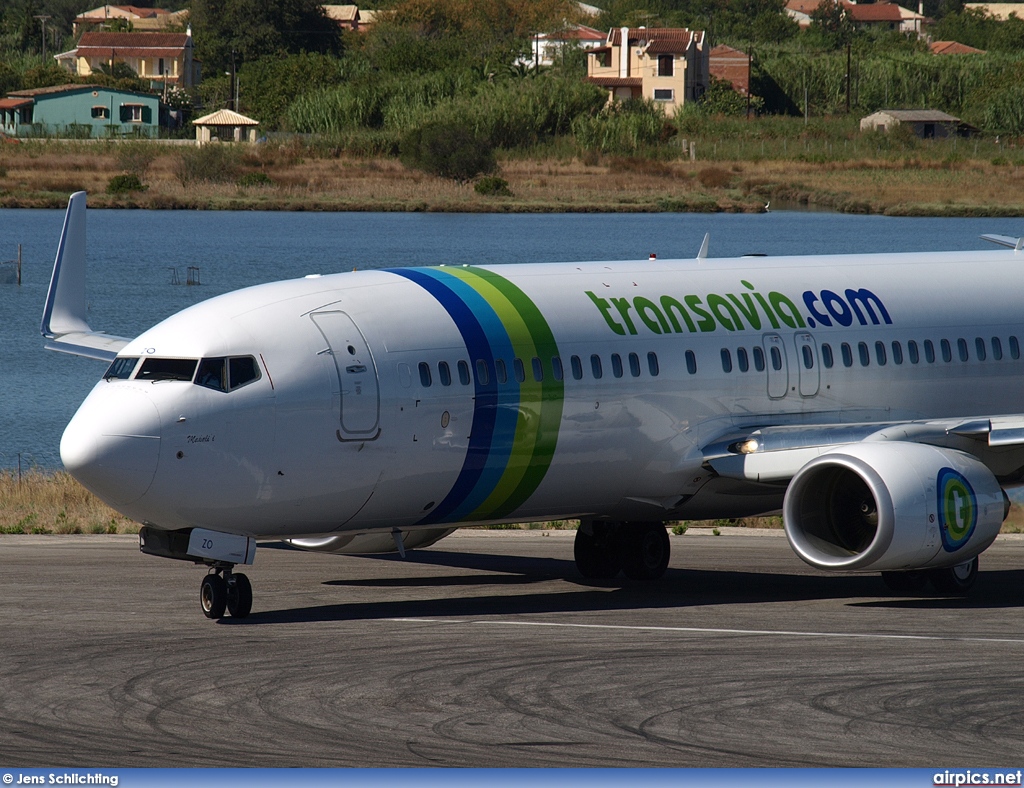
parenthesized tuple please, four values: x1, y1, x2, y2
(200, 564, 253, 619)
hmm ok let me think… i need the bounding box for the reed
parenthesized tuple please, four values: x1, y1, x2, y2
(0, 470, 135, 534)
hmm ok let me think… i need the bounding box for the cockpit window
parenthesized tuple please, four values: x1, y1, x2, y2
(194, 356, 261, 392)
(137, 358, 198, 382)
(229, 356, 260, 389)
(103, 356, 139, 380)
(196, 358, 227, 391)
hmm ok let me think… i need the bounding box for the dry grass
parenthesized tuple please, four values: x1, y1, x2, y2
(4, 469, 1024, 536)
(0, 470, 136, 535)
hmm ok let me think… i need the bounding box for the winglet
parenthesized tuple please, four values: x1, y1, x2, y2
(980, 233, 1024, 253)
(696, 232, 709, 260)
(41, 191, 91, 338)
(40, 192, 131, 362)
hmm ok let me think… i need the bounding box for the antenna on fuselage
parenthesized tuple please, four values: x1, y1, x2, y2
(696, 232, 709, 260)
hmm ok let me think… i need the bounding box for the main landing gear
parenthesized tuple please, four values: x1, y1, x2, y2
(200, 565, 253, 619)
(574, 521, 671, 581)
(881, 555, 979, 596)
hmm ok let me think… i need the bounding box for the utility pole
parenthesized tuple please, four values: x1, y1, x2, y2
(34, 15, 51, 62)
(845, 41, 851, 114)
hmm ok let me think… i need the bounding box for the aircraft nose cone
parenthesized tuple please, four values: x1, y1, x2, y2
(61, 387, 161, 507)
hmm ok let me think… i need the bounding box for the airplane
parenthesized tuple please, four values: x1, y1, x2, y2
(42, 191, 1024, 619)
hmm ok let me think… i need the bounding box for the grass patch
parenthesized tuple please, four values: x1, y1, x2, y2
(0, 470, 137, 535)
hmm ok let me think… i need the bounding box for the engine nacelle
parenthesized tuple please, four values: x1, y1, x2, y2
(783, 442, 1006, 572)
(286, 527, 455, 555)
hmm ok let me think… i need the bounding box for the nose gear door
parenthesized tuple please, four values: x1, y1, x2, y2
(311, 311, 381, 440)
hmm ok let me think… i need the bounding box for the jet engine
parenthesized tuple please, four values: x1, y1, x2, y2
(783, 442, 1006, 572)
(286, 527, 456, 555)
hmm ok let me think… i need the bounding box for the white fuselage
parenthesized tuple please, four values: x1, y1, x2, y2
(61, 250, 1024, 539)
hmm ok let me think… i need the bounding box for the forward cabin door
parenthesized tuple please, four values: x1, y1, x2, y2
(311, 311, 381, 440)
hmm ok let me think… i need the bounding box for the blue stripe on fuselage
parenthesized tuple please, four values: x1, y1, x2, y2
(391, 268, 519, 524)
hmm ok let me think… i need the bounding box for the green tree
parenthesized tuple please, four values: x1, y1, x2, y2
(400, 120, 497, 181)
(187, 0, 342, 74)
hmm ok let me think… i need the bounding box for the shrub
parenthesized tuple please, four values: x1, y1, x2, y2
(697, 167, 733, 188)
(115, 142, 157, 178)
(474, 175, 512, 196)
(106, 173, 146, 194)
(237, 171, 274, 187)
(400, 121, 496, 182)
(175, 144, 241, 187)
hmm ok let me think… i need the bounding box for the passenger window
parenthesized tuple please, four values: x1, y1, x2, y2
(958, 338, 969, 362)
(458, 360, 471, 385)
(874, 341, 886, 366)
(908, 340, 919, 364)
(138, 357, 198, 382)
(841, 342, 853, 368)
(196, 358, 227, 391)
(552, 356, 564, 381)
(532, 357, 544, 382)
(495, 359, 508, 384)
(591, 354, 603, 379)
(104, 356, 139, 380)
(721, 348, 733, 373)
(229, 356, 260, 389)
(476, 359, 490, 386)
(858, 342, 870, 367)
(418, 362, 432, 387)
(629, 352, 641, 377)
(1012, 336, 1021, 360)
(924, 339, 936, 363)
(975, 338, 986, 361)
(438, 361, 452, 386)
(992, 337, 1003, 361)
(821, 344, 833, 369)
(753, 347, 765, 371)
(611, 353, 623, 378)
(770, 346, 783, 371)
(685, 350, 697, 375)
(737, 347, 749, 373)
(647, 351, 659, 376)
(892, 341, 903, 365)
(571, 355, 583, 380)
(513, 358, 526, 383)
(802, 345, 814, 370)
(941, 339, 952, 363)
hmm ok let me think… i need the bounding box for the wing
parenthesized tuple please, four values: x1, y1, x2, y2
(703, 416, 1024, 484)
(41, 192, 133, 362)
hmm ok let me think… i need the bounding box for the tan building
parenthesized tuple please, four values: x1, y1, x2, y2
(56, 31, 199, 89)
(321, 5, 378, 31)
(193, 109, 260, 146)
(72, 5, 189, 36)
(586, 27, 708, 116)
(964, 2, 1024, 20)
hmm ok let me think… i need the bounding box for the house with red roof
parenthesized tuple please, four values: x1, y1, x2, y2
(521, 23, 606, 68)
(708, 44, 749, 96)
(56, 31, 199, 89)
(586, 27, 709, 116)
(72, 5, 189, 35)
(930, 40, 986, 54)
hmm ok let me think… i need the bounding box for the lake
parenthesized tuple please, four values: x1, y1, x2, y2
(2, 206, 1023, 470)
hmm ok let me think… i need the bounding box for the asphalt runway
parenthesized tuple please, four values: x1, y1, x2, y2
(2, 529, 1024, 768)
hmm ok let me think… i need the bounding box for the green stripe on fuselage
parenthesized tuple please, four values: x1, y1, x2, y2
(452, 267, 564, 519)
